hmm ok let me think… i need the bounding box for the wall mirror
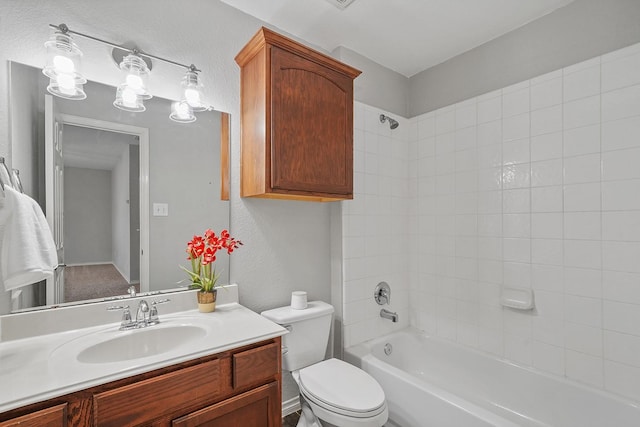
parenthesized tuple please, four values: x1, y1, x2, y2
(3, 61, 230, 314)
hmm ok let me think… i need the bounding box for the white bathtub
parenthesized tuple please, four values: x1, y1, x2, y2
(345, 329, 640, 427)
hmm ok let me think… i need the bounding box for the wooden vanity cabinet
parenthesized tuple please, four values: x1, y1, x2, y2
(0, 338, 281, 427)
(235, 27, 361, 202)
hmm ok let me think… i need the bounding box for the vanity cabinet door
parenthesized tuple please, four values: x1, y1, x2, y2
(0, 403, 67, 427)
(171, 381, 279, 427)
(93, 359, 221, 427)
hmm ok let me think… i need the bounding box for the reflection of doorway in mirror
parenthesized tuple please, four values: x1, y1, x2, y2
(62, 125, 140, 302)
(44, 107, 150, 305)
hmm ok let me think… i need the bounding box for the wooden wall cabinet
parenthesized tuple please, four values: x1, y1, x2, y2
(235, 27, 361, 202)
(0, 338, 281, 427)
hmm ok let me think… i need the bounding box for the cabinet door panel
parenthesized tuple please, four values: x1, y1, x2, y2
(0, 404, 67, 427)
(271, 46, 353, 195)
(233, 342, 279, 389)
(94, 358, 221, 427)
(172, 382, 279, 427)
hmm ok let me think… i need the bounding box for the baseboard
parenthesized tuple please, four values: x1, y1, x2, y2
(282, 396, 300, 417)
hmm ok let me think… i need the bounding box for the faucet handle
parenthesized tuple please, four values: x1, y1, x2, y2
(107, 304, 130, 311)
(107, 305, 135, 330)
(148, 299, 170, 325)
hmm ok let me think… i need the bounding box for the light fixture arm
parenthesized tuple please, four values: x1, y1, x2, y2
(49, 23, 200, 72)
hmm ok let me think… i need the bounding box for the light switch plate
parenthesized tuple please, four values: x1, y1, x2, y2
(153, 203, 169, 216)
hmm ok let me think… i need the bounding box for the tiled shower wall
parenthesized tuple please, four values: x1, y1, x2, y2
(341, 102, 412, 348)
(410, 42, 640, 401)
(342, 42, 640, 403)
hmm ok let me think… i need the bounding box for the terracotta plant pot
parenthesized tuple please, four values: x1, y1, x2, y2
(197, 289, 217, 313)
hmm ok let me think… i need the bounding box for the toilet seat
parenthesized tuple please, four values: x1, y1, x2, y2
(298, 358, 387, 418)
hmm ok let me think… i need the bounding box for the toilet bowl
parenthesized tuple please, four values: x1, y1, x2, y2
(294, 358, 388, 427)
(261, 301, 388, 427)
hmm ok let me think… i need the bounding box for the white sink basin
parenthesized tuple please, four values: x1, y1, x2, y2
(50, 316, 215, 366)
(77, 324, 207, 364)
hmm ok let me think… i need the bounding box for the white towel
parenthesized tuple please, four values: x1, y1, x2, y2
(0, 186, 58, 291)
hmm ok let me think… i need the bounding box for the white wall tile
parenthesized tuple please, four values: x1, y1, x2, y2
(532, 186, 563, 212)
(604, 301, 640, 336)
(503, 113, 530, 142)
(565, 295, 602, 327)
(602, 85, 640, 122)
(456, 104, 477, 129)
(477, 144, 502, 169)
(531, 132, 562, 162)
(502, 163, 531, 189)
(531, 239, 563, 266)
(564, 124, 600, 157)
(565, 322, 603, 356)
(602, 148, 640, 181)
(602, 179, 640, 211)
(502, 139, 530, 165)
(531, 78, 562, 110)
(564, 183, 601, 212)
(534, 317, 565, 347)
(532, 264, 563, 293)
(563, 154, 601, 184)
(531, 159, 563, 187)
(603, 271, 640, 304)
(503, 87, 530, 118)
(503, 189, 530, 213)
(455, 127, 477, 151)
(564, 96, 600, 130)
(601, 116, 640, 151)
(563, 65, 600, 102)
(603, 212, 640, 242)
(503, 238, 531, 263)
(436, 109, 456, 135)
(532, 213, 563, 239)
(565, 350, 604, 387)
(565, 267, 601, 298)
(564, 240, 601, 269)
(477, 122, 503, 150)
(564, 212, 601, 240)
(604, 330, 640, 367)
(477, 97, 501, 124)
(603, 241, 640, 273)
(602, 51, 640, 92)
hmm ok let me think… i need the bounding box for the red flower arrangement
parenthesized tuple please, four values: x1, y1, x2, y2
(182, 229, 242, 292)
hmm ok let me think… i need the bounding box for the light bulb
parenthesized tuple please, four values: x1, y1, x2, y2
(122, 87, 138, 108)
(53, 55, 75, 74)
(126, 74, 144, 90)
(56, 74, 76, 95)
(185, 88, 201, 107)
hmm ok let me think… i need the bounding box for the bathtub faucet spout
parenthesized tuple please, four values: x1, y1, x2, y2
(380, 308, 399, 323)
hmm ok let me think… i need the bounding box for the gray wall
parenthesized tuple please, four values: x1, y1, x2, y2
(409, 0, 640, 115)
(64, 167, 113, 264)
(332, 46, 409, 118)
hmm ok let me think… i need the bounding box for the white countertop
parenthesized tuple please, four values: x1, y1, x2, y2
(0, 300, 287, 413)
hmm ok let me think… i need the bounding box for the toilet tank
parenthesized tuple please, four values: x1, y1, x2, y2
(261, 301, 334, 371)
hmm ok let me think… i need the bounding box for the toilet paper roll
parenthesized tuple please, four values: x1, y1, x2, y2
(291, 291, 308, 310)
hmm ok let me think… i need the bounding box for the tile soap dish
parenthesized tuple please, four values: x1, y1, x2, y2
(500, 287, 535, 310)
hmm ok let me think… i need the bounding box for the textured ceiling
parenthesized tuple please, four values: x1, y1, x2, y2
(220, 0, 575, 77)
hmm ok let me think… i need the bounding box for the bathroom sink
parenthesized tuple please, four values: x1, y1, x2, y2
(76, 324, 207, 364)
(49, 317, 214, 366)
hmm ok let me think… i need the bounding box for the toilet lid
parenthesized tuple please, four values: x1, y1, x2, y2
(299, 358, 385, 414)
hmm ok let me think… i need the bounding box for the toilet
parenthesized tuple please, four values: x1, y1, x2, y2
(261, 301, 388, 427)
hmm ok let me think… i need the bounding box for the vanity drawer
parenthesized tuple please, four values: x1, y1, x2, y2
(0, 403, 67, 427)
(93, 358, 221, 427)
(232, 342, 279, 389)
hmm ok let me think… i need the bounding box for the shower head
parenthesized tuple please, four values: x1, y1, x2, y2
(380, 114, 399, 130)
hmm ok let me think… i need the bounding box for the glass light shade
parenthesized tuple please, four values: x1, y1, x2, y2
(169, 101, 196, 123)
(119, 53, 152, 100)
(47, 77, 87, 100)
(113, 84, 145, 112)
(181, 69, 207, 112)
(43, 31, 86, 81)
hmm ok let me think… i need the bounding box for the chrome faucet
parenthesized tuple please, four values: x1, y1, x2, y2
(380, 308, 399, 323)
(127, 285, 137, 297)
(374, 282, 391, 305)
(136, 300, 150, 327)
(108, 298, 170, 330)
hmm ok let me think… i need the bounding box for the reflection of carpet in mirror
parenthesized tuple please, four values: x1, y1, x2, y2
(64, 264, 140, 303)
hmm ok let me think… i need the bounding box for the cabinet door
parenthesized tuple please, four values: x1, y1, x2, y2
(171, 382, 279, 427)
(270, 46, 353, 196)
(0, 404, 67, 427)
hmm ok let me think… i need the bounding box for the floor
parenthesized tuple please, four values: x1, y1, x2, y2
(282, 410, 301, 426)
(64, 264, 139, 302)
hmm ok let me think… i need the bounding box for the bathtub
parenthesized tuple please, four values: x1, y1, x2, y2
(345, 329, 640, 427)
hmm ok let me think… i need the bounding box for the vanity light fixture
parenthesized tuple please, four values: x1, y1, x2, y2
(113, 51, 152, 112)
(42, 24, 87, 100)
(44, 23, 208, 122)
